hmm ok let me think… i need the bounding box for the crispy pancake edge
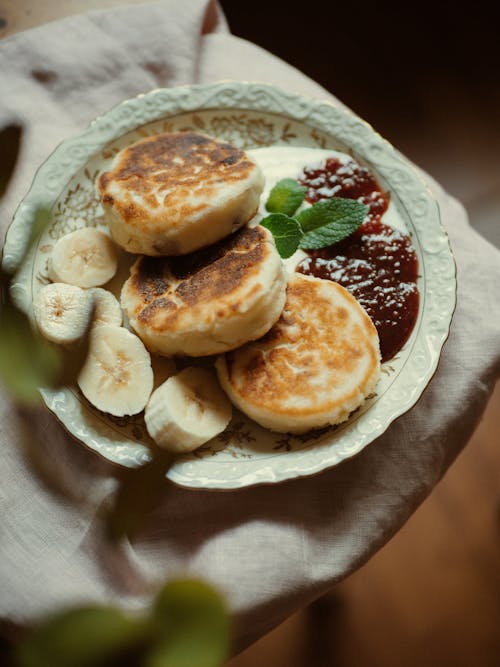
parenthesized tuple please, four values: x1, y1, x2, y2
(218, 274, 381, 419)
(98, 132, 261, 227)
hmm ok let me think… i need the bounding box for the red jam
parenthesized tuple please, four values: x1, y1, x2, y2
(299, 157, 390, 224)
(297, 157, 419, 363)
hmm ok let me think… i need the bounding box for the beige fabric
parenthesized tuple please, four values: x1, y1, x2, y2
(1, 0, 500, 652)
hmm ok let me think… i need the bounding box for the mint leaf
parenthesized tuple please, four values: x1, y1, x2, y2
(265, 178, 306, 216)
(260, 214, 303, 259)
(297, 198, 368, 233)
(297, 198, 368, 249)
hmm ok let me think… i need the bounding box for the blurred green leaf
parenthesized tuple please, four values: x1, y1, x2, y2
(16, 606, 148, 667)
(147, 580, 230, 667)
(0, 205, 57, 403)
(0, 124, 22, 199)
(0, 299, 61, 404)
(0, 203, 92, 403)
(105, 451, 173, 542)
(8, 207, 51, 278)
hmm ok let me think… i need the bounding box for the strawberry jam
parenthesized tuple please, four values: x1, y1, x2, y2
(297, 157, 419, 362)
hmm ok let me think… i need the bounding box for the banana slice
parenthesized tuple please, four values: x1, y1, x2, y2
(33, 282, 94, 344)
(89, 288, 123, 328)
(78, 325, 153, 416)
(144, 367, 232, 453)
(49, 228, 118, 288)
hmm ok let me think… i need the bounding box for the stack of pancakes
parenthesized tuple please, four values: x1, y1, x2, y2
(99, 132, 381, 434)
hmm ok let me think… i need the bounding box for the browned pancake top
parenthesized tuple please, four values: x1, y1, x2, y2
(99, 132, 256, 224)
(222, 275, 379, 416)
(126, 226, 269, 331)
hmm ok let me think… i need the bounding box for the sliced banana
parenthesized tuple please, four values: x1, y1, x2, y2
(144, 366, 232, 453)
(78, 325, 153, 416)
(49, 227, 118, 288)
(89, 288, 122, 328)
(33, 282, 94, 344)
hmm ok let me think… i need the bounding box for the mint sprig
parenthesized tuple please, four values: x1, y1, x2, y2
(261, 179, 368, 258)
(265, 178, 306, 217)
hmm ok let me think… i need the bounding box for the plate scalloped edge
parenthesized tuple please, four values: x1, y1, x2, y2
(3, 81, 457, 490)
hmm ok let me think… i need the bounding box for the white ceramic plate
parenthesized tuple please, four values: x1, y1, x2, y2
(3, 82, 456, 489)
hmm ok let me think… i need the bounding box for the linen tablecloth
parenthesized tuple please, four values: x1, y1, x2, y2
(1, 0, 500, 652)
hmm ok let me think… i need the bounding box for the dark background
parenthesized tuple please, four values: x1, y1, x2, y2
(221, 10, 500, 667)
(219, 1, 499, 145)
(220, 1, 500, 247)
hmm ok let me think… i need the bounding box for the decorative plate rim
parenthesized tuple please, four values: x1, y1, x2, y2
(3, 81, 457, 490)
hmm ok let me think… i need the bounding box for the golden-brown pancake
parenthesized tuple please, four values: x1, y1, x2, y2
(121, 225, 286, 356)
(216, 273, 381, 433)
(98, 132, 264, 256)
